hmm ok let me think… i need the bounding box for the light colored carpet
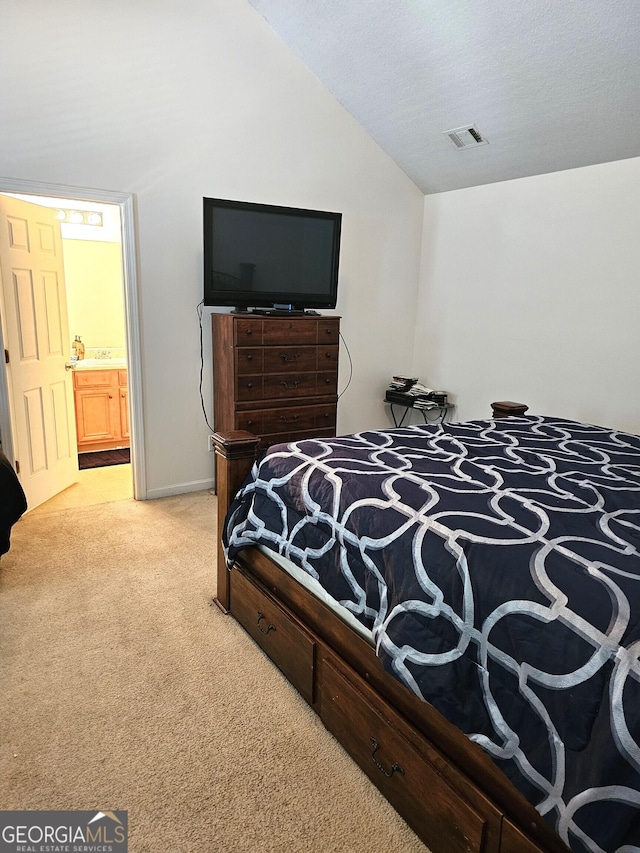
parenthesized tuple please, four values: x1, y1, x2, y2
(0, 491, 427, 852)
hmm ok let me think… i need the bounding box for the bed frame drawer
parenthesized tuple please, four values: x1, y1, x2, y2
(500, 820, 542, 853)
(320, 657, 488, 853)
(230, 567, 315, 704)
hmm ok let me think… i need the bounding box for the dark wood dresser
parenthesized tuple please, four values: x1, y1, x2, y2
(211, 313, 340, 448)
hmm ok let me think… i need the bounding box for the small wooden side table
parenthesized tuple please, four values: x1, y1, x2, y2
(491, 401, 529, 418)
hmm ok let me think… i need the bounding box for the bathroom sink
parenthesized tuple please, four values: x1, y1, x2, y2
(72, 358, 128, 370)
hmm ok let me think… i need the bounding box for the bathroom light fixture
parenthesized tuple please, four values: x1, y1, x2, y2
(56, 209, 104, 227)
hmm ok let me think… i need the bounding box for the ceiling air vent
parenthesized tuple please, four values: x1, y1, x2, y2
(444, 125, 488, 150)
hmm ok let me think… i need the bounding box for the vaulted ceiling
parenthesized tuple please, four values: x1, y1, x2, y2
(248, 0, 640, 193)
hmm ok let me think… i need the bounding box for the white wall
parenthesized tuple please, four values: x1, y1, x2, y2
(1, 0, 424, 497)
(63, 240, 126, 355)
(416, 157, 640, 434)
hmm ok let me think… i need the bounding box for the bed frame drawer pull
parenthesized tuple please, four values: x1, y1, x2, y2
(256, 611, 275, 635)
(231, 568, 316, 704)
(370, 737, 405, 778)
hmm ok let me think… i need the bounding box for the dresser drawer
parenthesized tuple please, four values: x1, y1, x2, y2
(233, 317, 340, 346)
(316, 344, 339, 369)
(234, 317, 319, 346)
(236, 348, 264, 375)
(234, 319, 264, 345)
(261, 403, 336, 435)
(235, 411, 264, 434)
(262, 344, 339, 373)
(263, 318, 319, 344)
(315, 371, 338, 395)
(237, 345, 339, 376)
(230, 566, 315, 704)
(235, 403, 336, 437)
(320, 658, 487, 853)
(318, 318, 340, 343)
(263, 371, 337, 399)
(237, 372, 336, 402)
(263, 345, 316, 372)
(263, 372, 319, 399)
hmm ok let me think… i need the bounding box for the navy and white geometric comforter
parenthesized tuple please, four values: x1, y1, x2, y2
(223, 416, 640, 853)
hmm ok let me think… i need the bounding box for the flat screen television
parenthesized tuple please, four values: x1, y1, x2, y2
(203, 198, 342, 313)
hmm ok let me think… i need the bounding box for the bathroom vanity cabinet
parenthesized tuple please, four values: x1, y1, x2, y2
(73, 368, 130, 452)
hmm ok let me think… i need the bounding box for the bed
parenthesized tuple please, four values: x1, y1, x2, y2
(0, 449, 27, 556)
(212, 413, 640, 853)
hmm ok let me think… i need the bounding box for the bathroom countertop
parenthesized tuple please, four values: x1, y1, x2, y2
(72, 358, 128, 370)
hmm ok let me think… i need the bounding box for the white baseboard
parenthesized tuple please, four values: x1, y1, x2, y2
(143, 478, 214, 500)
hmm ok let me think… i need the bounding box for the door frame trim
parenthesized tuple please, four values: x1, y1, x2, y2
(0, 177, 146, 501)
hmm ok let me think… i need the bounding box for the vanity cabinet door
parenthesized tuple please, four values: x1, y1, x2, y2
(74, 385, 120, 445)
(73, 369, 129, 451)
(118, 371, 129, 441)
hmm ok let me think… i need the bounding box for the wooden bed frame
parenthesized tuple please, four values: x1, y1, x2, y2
(212, 418, 568, 853)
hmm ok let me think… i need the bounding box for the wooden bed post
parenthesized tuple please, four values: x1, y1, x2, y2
(491, 401, 529, 418)
(211, 430, 260, 613)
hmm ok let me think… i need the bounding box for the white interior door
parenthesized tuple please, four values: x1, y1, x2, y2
(0, 194, 78, 509)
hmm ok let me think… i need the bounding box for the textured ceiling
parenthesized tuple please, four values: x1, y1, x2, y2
(247, 0, 640, 193)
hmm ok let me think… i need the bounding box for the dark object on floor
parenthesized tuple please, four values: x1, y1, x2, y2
(0, 449, 27, 555)
(79, 448, 130, 470)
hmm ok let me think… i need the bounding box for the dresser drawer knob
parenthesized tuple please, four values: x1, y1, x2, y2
(279, 414, 299, 424)
(280, 380, 299, 390)
(370, 737, 405, 778)
(280, 351, 300, 363)
(256, 612, 275, 635)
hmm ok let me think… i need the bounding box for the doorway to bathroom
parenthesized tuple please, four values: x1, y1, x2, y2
(0, 179, 145, 509)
